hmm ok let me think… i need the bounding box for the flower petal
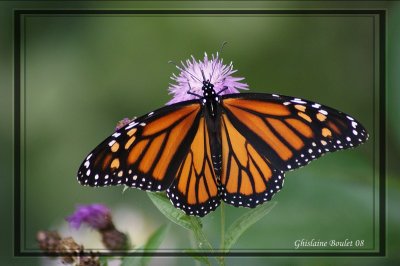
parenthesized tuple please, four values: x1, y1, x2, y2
(167, 53, 248, 104)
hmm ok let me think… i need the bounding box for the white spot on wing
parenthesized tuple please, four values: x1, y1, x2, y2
(125, 122, 138, 130)
(291, 98, 307, 104)
(319, 109, 328, 115)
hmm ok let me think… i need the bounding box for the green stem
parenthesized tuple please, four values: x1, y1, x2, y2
(190, 219, 214, 251)
(220, 202, 225, 250)
(189, 233, 201, 266)
(219, 203, 226, 266)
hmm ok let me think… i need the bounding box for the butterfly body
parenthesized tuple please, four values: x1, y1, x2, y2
(78, 83, 368, 217)
(200, 80, 224, 179)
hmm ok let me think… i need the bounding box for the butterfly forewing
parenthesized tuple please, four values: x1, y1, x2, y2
(221, 93, 368, 172)
(77, 101, 202, 191)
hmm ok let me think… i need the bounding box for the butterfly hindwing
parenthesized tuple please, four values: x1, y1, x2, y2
(219, 113, 285, 207)
(221, 93, 368, 172)
(167, 117, 221, 217)
(77, 101, 202, 191)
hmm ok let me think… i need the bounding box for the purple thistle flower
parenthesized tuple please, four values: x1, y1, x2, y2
(167, 52, 248, 104)
(66, 204, 111, 230)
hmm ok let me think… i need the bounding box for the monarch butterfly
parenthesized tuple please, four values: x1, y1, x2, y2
(77, 53, 368, 217)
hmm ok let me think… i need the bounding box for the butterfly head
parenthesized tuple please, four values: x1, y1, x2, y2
(201, 79, 220, 102)
(167, 53, 248, 105)
(202, 80, 215, 92)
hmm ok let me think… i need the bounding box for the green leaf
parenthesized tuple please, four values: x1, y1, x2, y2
(147, 192, 202, 231)
(140, 224, 170, 266)
(147, 192, 214, 251)
(120, 225, 170, 266)
(119, 248, 147, 266)
(120, 257, 140, 266)
(187, 217, 213, 251)
(98, 257, 108, 266)
(184, 249, 211, 266)
(143, 224, 170, 250)
(223, 201, 277, 251)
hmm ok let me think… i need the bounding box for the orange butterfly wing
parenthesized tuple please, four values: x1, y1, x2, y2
(219, 113, 284, 207)
(77, 102, 202, 191)
(77, 92, 368, 215)
(222, 94, 368, 171)
(219, 93, 368, 207)
(167, 117, 220, 216)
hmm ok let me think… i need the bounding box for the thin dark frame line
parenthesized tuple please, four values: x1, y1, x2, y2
(22, 15, 377, 18)
(14, 7, 21, 258)
(378, 10, 386, 256)
(2, 0, 394, 1)
(15, 250, 386, 257)
(14, 9, 385, 15)
(371, 14, 375, 252)
(23, 15, 27, 253)
(2, 0, 393, 1)
(13, 9, 386, 257)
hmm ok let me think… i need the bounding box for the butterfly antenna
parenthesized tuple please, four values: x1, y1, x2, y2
(186, 79, 202, 98)
(210, 41, 228, 82)
(220, 41, 228, 52)
(168, 60, 202, 83)
(200, 69, 206, 82)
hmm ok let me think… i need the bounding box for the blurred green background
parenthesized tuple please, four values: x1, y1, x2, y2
(1, 1, 399, 266)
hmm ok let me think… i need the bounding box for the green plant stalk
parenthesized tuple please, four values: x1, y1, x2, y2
(189, 218, 214, 251)
(218, 203, 226, 266)
(220, 202, 225, 250)
(189, 219, 217, 266)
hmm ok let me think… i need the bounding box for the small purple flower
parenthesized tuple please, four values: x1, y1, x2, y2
(115, 117, 134, 131)
(167, 52, 248, 104)
(66, 204, 111, 230)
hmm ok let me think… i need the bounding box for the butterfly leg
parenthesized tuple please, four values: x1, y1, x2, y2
(187, 91, 202, 98)
(217, 86, 228, 95)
